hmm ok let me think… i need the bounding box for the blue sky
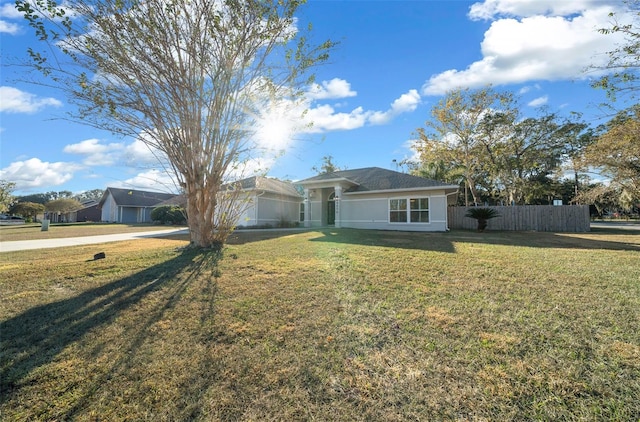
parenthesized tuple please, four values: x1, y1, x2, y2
(0, 0, 631, 195)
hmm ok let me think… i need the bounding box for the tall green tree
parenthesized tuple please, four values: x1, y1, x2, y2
(311, 155, 345, 175)
(17, 0, 333, 248)
(555, 116, 596, 200)
(414, 87, 515, 206)
(592, 0, 640, 102)
(10, 202, 45, 221)
(0, 181, 16, 214)
(583, 106, 640, 201)
(45, 198, 83, 215)
(74, 189, 105, 203)
(479, 112, 564, 205)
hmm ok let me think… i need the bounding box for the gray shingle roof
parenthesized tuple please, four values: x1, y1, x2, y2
(232, 176, 301, 197)
(99, 187, 178, 208)
(297, 167, 456, 193)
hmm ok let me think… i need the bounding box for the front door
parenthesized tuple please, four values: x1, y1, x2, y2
(327, 193, 336, 225)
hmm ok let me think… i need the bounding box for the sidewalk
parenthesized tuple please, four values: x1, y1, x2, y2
(0, 228, 189, 253)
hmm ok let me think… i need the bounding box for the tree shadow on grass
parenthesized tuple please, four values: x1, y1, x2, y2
(0, 247, 222, 417)
(309, 228, 458, 253)
(308, 228, 639, 252)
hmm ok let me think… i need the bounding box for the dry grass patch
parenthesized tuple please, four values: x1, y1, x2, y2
(1, 228, 639, 420)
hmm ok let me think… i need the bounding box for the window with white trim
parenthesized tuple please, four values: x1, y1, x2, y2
(389, 199, 407, 223)
(410, 198, 429, 222)
(389, 197, 429, 223)
(299, 203, 305, 222)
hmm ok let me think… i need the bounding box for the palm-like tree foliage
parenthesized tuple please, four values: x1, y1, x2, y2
(465, 207, 500, 232)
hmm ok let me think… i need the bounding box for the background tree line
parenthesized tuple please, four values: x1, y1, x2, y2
(408, 88, 638, 216)
(0, 186, 104, 222)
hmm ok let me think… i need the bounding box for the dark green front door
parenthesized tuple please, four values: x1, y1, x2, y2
(327, 200, 335, 225)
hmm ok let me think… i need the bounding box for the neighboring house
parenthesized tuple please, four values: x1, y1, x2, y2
(64, 199, 102, 223)
(297, 167, 459, 232)
(75, 200, 102, 222)
(42, 200, 101, 223)
(233, 176, 303, 227)
(98, 187, 178, 223)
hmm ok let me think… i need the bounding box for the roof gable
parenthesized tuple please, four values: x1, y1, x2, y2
(297, 167, 457, 193)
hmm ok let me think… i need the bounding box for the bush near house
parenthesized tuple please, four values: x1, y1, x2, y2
(151, 205, 187, 225)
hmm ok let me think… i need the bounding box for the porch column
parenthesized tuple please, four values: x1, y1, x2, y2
(334, 185, 342, 228)
(303, 188, 311, 228)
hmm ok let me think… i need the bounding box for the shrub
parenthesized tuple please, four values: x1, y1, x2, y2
(151, 205, 187, 225)
(465, 207, 500, 232)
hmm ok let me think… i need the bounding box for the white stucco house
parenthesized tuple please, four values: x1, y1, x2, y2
(297, 167, 459, 232)
(97, 168, 457, 231)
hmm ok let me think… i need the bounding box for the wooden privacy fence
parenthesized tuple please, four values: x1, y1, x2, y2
(448, 205, 591, 232)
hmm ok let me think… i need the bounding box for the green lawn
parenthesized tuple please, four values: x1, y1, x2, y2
(1, 228, 638, 420)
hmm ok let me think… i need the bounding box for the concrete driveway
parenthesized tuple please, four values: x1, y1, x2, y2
(0, 227, 189, 253)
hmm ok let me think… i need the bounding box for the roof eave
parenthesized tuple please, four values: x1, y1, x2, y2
(344, 185, 459, 196)
(297, 177, 359, 188)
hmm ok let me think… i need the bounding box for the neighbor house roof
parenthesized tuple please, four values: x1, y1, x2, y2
(98, 187, 178, 208)
(297, 167, 458, 193)
(229, 176, 302, 198)
(155, 194, 187, 208)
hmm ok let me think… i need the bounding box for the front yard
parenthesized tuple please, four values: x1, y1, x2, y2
(1, 228, 638, 420)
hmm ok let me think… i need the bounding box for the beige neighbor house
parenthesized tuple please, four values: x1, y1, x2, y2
(234, 176, 303, 228)
(297, 167, 459, 232)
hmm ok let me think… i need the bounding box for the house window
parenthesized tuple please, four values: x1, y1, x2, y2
(299, 203, 305, 222)
(389, 197, 429, 223)
(410, 198, 429, 222)
(389, 199, 407, 223)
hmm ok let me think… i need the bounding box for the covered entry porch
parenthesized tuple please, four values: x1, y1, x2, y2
(300, 179, 357, 228)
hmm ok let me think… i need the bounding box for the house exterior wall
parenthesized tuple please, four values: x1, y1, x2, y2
(256, 193, 301, 226)
(76, 205, 101, 222)
(236, 197, 257, 227)
(307, 189, 451, 232)
(237, 192, 302, 227)
(100, 193, 118, 222)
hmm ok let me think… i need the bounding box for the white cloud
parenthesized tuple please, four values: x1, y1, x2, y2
(0, 158, 82, 190)
(63, 137, 166, 167)
(468, 0, 605, 20)
(109, 169, 178, 193)
(518, 83, 541, 94)
(402, 138, 421, 164)
(122, 138, 165, 166)
(0, 2, 23, 18)
(0, 2, 22, 34)
(369, 89, 421, 125)
(423, 4, 628, 95)
(304, 104, 371, 133)
(0, 20, 19, 34)
(63, 138, 124, 166)
(307, 78, 357, 100)
(0, 86, 63, 113)
(301, 86, 421, 132)
(527, 95, 548, 107)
